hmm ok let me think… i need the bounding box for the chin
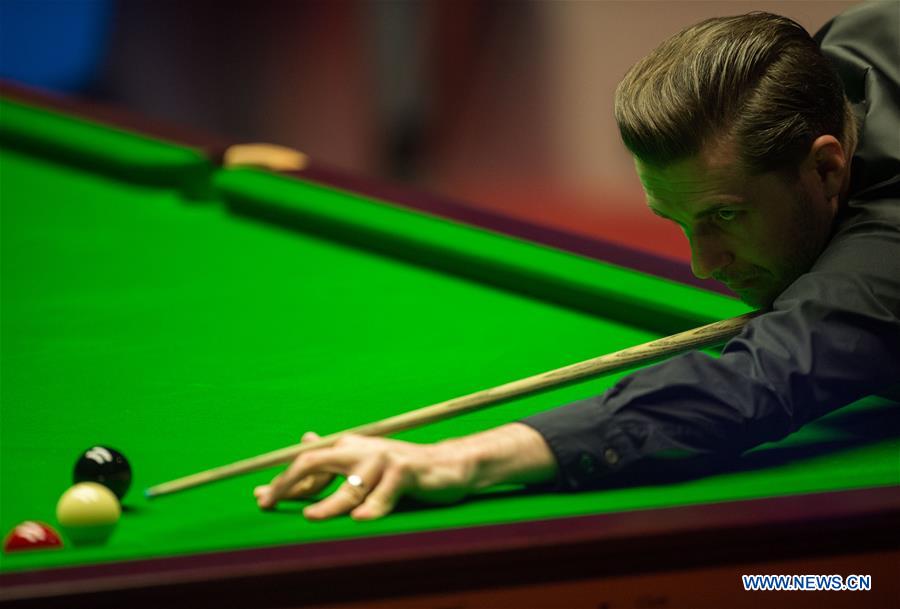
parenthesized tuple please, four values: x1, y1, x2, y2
(736, 292, 767, 308)
(728, 268, 801, 309)
(733, 285, 778, 309)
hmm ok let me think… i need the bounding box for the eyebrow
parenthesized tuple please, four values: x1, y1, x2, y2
(649, 201, 743, 221)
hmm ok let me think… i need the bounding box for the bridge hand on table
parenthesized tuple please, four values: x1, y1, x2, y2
(253, 432, 473, 521)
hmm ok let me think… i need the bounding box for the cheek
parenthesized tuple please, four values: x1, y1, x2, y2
(746, 194, 811, 262)
(731, 217, 793, 274)
(759, 205, 825, 283)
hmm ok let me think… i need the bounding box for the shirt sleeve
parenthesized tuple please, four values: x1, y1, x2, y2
(521, 3, 900, 491)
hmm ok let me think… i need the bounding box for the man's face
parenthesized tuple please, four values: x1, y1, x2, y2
(635, 142, 837, 308)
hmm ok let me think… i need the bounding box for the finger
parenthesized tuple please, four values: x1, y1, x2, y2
(261, 447, 358, 508)
(255, 473, 283, 508)
(286, 432, 334, 498)
(303, 458, 384, 521)
(256, 473, 329, 504)
(255, 431, 318, 504)
(255, 483, 272, 503)
(257, 432, 339, 507)
(287, 472, 332, 498)
(350, 466, 409, 521)
(255, 432, 334, 507)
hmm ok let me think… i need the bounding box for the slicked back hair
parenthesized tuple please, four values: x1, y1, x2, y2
(614, 12, 855, 174)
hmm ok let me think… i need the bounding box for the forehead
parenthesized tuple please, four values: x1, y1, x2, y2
(635, 143, 748, 211)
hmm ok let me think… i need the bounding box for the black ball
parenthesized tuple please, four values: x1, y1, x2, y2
(74, 446, 132, 500)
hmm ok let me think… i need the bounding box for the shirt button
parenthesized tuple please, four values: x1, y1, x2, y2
(578, 453, 597, 475)
(604, 448, 620, 465)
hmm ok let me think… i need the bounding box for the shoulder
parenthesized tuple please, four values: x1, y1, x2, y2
(814, 2, 899, 105)
(815, 2, 900, 60)
(816, 2, 900, 200)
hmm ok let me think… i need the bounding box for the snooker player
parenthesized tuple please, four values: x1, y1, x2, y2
(255, 3, 900, 521)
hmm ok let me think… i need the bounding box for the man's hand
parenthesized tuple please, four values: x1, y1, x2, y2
(254, 423, 558, 521)
(255, 432, 474, 521)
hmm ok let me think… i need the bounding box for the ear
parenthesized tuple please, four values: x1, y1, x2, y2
(807, 135, 849, 201)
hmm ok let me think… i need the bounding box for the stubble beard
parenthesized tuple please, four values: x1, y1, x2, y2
(744, 185, 834, 309)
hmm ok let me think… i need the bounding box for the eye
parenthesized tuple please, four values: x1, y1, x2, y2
(715, 208, 738, 222)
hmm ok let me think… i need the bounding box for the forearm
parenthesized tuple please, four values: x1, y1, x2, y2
(523, 262, 900, 491)
(437, 423, 558, 491)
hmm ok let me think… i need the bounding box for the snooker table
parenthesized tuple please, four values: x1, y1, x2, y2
(1, 87, 898, 609)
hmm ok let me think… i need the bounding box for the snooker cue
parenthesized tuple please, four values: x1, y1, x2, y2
(145, 310, 759, 498)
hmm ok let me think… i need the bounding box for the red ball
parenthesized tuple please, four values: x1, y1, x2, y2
(3, 521, 63, 553)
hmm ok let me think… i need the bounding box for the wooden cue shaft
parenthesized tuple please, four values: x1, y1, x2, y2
(145, 311, 758, 498)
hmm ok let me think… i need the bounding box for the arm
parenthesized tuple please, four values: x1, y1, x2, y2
(444, 422, 558, 489)
(522, 194, 900, 489)
(257, 216, 898, 517)
(257, 201, 898, 516)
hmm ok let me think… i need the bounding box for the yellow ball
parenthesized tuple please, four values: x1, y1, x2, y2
(56, 482, 120, 545)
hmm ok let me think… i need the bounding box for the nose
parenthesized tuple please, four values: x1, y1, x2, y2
(689, 235, 733, 280)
